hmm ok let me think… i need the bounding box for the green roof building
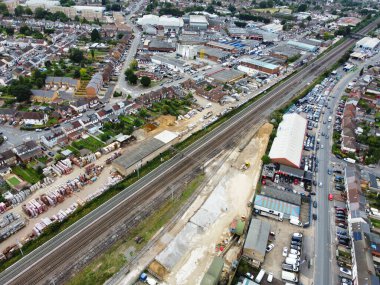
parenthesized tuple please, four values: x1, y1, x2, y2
(200, 256, 224, 285)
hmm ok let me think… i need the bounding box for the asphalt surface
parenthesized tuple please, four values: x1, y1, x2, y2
(0, 20, 378, 285)
(114, 0, 145, 95)
(314, 51, 380, 285)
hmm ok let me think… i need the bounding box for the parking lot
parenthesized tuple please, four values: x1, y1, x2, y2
(256, 214, 314, 284)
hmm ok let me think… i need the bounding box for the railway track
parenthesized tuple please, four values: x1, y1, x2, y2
(0, 18, 378, 285)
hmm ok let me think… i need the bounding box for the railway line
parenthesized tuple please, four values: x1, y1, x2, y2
(0, 18, 378, 285)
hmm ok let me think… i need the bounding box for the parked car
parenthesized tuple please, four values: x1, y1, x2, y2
(339, 267, 352, 276)
(313, 214, 317, 220)
(267, 272, 273, 283)
(282, 247, 288, 257)
(313, 201, 317, 208)
(266, 244, 275, 252)
(328, 194, 333, 201)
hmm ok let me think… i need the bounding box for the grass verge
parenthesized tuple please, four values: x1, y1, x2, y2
(371, 218, 380, 229)
(67, 173, 205, 285)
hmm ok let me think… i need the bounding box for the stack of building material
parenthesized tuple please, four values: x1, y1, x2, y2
(22, 199, 48, 218)
(0, 203, 6, 213)
(106, 151, 122, 164)
(101, 142, 120, 154)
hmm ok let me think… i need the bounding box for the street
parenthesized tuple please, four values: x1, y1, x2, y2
(313, 52, 380, 285)
(114, 0, 145, 95)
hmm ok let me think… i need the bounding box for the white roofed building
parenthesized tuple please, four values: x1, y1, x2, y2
(356, 37, 380, 51)
(269, 113, 307, 168)
(189, 15, 208, 31)
(137, 14, 184, 33)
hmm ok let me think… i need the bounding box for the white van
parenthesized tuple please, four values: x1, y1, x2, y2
(255, 269, 266, 283)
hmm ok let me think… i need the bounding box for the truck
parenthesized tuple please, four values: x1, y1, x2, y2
(285, 257, 300, 266)
(282, 270, 298, 282)
(255, 269, 266, 283)
(343, 157, 356, 164)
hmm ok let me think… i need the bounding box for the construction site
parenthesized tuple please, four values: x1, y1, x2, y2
(110, 122, 274, 285)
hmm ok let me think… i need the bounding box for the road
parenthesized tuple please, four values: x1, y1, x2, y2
(0, 19, 378, 285)
(314, 50, 380, 285)
(114, 0, 145, 95)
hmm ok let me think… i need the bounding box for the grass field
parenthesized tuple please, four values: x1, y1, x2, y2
(72, 136, 105, 153)
(12, 166, 42, 184)
(252, 8, 290, 13)
(7, 177, 21, 187)
(67, 174, 205, 285)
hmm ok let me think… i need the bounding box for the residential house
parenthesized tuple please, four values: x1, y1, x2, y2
(70, 99, 90, 113)
(21, 112, 48, 126)
(62, 120, 83, 141)
(41, 129, 68, 148)
(0, 149, 17, 167)
(0, 108, 17, 121)
(12, 140, 43, 163)
(45, 76, 81, 90)
(86, 73, 103, 97)
(96, 108, 113, 121)
(31, 90, 59, 103)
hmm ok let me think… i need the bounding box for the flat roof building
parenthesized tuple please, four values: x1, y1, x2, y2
(356, 37, 380, 51)
(269, 113, 307, 168)
(198, 46, 230, 62)
(113, 130, 178, 176)
(287, 40, 318, 52)
(205, 41, 238, 53)
(239, 57, 280, 75)
(207, 68, 246, 84)
(151, 54, 186, 72)
(189, 15, 208, 30)
(243, 218, 270, 263)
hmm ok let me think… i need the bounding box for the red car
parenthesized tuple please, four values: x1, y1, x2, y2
(328, 194, 333, 201)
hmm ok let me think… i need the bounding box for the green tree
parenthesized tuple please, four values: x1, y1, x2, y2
(25, 7, 33, 15)
(228, 3, 236, 14)
(90, 49, 95, 60)
(91, 28, 101, 42)
(128, 73, 138, 85)
(69, 48, 84, 63)
(129, 59, 138, 70)
(9, 84, 32, 102)
(205, 5, 215, 14)
(14, 5, 24, 16)
(0, 3, 9, 15)
(5, 27, 14, 36)
(34, 7, 46, 19)
(297, 3, 307, 12)
(19, 25, 30, 35)
(73, 69, 81, 79)
(140, 76, 151, 87)
(261, 154, 271, 164)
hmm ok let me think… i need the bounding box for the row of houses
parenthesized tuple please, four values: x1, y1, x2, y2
(345, 167, 380, 284)
(41, 100, 136, 148)
(0, 140, 43, 175)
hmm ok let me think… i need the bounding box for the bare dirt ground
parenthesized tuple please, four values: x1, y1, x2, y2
(118, 122, 273, 285)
